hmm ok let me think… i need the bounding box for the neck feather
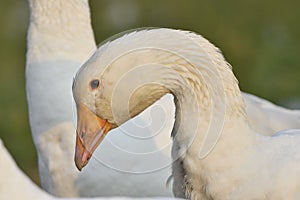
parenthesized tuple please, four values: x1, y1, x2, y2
(164, 53, 249, 156)
(99, 29, 253, 156)
(110, 30, 250, 155)
(109, 35, 249, 153)
(27, 0, 96, 62)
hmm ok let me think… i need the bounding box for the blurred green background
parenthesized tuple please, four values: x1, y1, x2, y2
(0, 0, 299, 185)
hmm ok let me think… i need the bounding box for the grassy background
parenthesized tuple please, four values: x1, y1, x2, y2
(0, 0, 299, 185)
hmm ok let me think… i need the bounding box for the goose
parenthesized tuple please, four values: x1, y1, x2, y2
(25, 0, 300, 198)
(72, 28, 300, 199)
(0, 139, 176, 200)
(26, 0, 96, 196)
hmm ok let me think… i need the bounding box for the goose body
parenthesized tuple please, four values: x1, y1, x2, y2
(243, 93, 300, 134)
(0, 139, 52, 200)
(72, 28, 300, 199)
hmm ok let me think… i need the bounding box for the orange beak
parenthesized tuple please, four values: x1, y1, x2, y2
(74, 103, 112, 170)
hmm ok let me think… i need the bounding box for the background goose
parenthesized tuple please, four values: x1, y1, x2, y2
(26, 0, 173, 197)
(25, 0, 300, 198)
(0, 139, 176, 200)
(72, 28, 300, 199)
(26, 0, 96, 196)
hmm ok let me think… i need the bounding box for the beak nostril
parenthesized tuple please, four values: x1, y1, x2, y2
(81, 131, 85, 139)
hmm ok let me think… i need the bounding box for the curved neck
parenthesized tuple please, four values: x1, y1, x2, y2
(107, 32, 249, 155)
(168, 56, 247, 154)
(27, 0, 96, 63)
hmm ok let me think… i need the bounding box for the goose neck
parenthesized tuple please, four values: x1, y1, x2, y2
(27, 0, 96, 63)
(28, 0, 90, 26)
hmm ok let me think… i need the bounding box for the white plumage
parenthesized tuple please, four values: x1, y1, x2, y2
(72, 28, 300, 199)
(0, 139, 52, 200)
(243, 93, 300, 134)
(0, 139, 176, 200)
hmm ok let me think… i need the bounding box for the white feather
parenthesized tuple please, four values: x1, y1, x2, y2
(0, 139, 177, 200)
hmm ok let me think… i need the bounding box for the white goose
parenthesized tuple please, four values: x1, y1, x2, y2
(26, 0, 95, 196)
(0, 139, 176, 200)
(72, 28, 300, 200)
(25, 0, 300, 198)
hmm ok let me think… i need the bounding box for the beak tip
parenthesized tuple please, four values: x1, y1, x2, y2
(74, 151, 89, 171)
(74, 158, 84, 171)
(74, 135, 91, 171)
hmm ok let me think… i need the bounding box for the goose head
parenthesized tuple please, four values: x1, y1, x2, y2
(72, 34, 170, 170)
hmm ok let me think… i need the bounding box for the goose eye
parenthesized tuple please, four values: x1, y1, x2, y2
(90, 79, 100, 90)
